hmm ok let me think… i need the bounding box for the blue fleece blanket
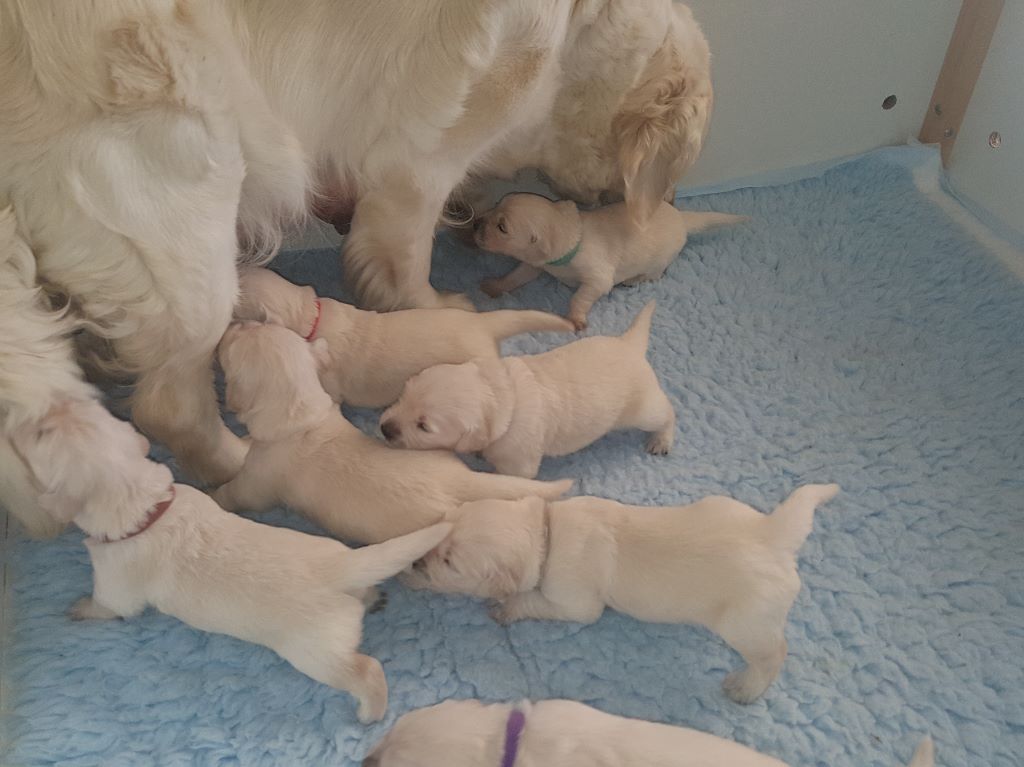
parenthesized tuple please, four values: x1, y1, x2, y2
(3, 148, 1023, 766)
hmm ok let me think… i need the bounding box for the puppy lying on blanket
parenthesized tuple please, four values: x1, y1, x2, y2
(10, 398, 449, 723)
(380, 301, 674, 478)
(364, 698, 934, 767)
(234, 268, 573, 407)
(402, 484, 840, 703)
(214, 322, 572, 543)
(475, 193, 745, 329)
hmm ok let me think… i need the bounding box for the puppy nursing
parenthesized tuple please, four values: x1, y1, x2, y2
(380, 301, 674, 478)
(214, 322, 572, 543)
(402, 484, 840, 703)
(235, 268, 573, 407)
(365, 699, 935, 767)
(10, 397, 450, 723)
(476, 193, 744, 328)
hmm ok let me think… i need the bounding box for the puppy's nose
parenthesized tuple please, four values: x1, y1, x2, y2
(381, 420, 400, 441)
(412, 558, 426, 571)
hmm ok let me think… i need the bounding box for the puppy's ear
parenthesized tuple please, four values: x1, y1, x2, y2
(613, 44, 712, 227)
(309, 337, 331, 371)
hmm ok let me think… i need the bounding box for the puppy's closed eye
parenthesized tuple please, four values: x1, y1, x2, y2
(416, 418, 431, 433)
(497, 217, 508, 234)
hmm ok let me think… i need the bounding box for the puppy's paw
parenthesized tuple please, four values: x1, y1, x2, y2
(439, 291, 476, 312)
(722, 669, 768, 704)
(69, 596, 120, 621)
(645, 432, 673, 455)
(480, 279, 506, 298)
(488, 601, 518, 626)
(365, 588, 388, 614)
(568, 314, 588, 332)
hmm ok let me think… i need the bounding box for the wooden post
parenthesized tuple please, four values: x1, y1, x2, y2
(919, 0, 1005, 166)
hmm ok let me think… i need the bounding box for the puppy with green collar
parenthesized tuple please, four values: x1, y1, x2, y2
(475, 193, 745, 329)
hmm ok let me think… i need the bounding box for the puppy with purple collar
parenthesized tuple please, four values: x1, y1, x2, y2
(475, 193, 744, 329)
(364, 698, 935, 766)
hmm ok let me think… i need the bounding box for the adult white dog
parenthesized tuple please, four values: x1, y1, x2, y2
(0, 0, 712, 492)
(235, 267, 573, 408)
(381, 301, 674, 478)
(214, 322, 572, 544)
(402, 485, 840, 703)
(364, 699, 935, 767)
(10, 396, 450, 723)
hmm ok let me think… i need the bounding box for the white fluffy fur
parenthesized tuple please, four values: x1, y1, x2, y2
(0, 0, 711, 483)
(402, 485, 840, 703)
(364, 699, 934, 767)
(235, 267, 573, 408)
(476, 193, 745, 328)
(380, 301, 674, 478)
(9, 396, 451, 723)
(213, 322, 572, 544)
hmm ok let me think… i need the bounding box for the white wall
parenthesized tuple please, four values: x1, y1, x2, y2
(683, 0, 961, 187)
(945, 0, 1024, 242)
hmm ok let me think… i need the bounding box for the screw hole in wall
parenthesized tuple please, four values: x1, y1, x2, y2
(882, 94, 897, 110)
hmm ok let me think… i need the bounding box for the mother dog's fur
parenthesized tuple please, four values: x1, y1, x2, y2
(0, 0, 711, 492)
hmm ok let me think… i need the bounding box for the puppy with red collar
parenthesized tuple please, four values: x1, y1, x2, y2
(11, 398, 450, 723)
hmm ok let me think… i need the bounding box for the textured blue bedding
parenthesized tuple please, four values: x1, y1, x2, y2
(3, 148, 1023, 766)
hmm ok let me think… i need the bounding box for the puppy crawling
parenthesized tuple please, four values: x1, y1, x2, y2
(364, 698, 934, 767)
(234, 268, 573, 407)
(475, 193, 744, 329)
(10, 398, 450, 723)
(402, 484, 840, 703)
(381, 301, 674, 478)
(214, 322, 572, 544)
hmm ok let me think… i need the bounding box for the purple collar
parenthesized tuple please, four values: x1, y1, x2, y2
(500, 709, 527, 767)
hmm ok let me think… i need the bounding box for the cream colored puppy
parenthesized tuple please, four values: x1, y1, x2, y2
(234, 268, 573, 408)
(364, 698, 934, 767)
(213, 322, 572, 544)
(10, 397, 451, 724)
(476, 194, 745, 329)
(380, 301, 673, 478)
(402, 484, 840, 703)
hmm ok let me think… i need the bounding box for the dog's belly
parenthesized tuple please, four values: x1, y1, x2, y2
(311, 167, 357, 235)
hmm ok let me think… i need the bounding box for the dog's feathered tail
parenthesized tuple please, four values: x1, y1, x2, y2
(905, 737, 934, 767)
(479, 310, 575, 341)
(464, 475, 573, 502)
(340, 522, 453, 591)
(620, 300, 657, 355)
(675, 210, 748, 234)
(765, 483, 839, 555)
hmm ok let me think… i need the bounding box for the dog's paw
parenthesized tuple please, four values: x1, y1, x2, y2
(439, 291, 476, 312)
(722, 669, 768, 704)
(488, 601, 517, 626)
(568, 314, 588, 332)
(480, 279, 506, 298)
(69, 597, 120, 621)
(366, 588, 389, 614)
(645, 432, 673, 455)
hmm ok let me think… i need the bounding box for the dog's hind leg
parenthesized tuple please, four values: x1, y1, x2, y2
(287, 646, 388, 724)
(716, 608, 788, 704)
(632, 383, 676, 455)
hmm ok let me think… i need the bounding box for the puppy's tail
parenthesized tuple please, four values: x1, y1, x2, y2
(340, 522, 453, 591)
(465, 475, 574, 502)
(904, 737, 934, 767)
(479, 309, 575, 341)
(675, 210, 748, 234)
(765, 483, 839, 555)
(620, 300, 657, 355)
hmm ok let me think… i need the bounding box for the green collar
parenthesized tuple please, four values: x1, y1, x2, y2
(545, 238, 582, 267)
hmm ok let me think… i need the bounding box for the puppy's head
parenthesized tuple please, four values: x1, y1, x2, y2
(473, 194, 575, 263)
(379, 360, 501, 452)
(218, 321, 333, 441)
(363, 699, 505, 767)
(234, 267, 316, 333)
(400, 497, 546, 599)
(10, 398, 169, 528)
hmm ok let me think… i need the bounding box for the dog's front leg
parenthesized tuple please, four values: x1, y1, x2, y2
(567, 279, 613, 331)
(343, 175, 474, 312)
(490, 590, 602, 625)
(69, 596, 122, 621)
(480, 263, 542, 298)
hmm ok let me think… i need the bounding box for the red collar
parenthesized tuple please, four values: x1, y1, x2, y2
(304, 298, 322, 341)
(98, 486, 176, 544)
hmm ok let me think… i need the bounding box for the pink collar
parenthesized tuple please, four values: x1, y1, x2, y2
(97, 486, 176, 544)
(304, 298, 322, 341)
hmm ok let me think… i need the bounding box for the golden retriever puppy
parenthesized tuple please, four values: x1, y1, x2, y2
(380, 302, 674, 478)
(11, 397, 451, 723)
(213, 322, 573, 544)
(402, 485, 840, 703)
(234, 268, 572, 407)
(474, 193, 745, 329)
(364, 699, 934, 767)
